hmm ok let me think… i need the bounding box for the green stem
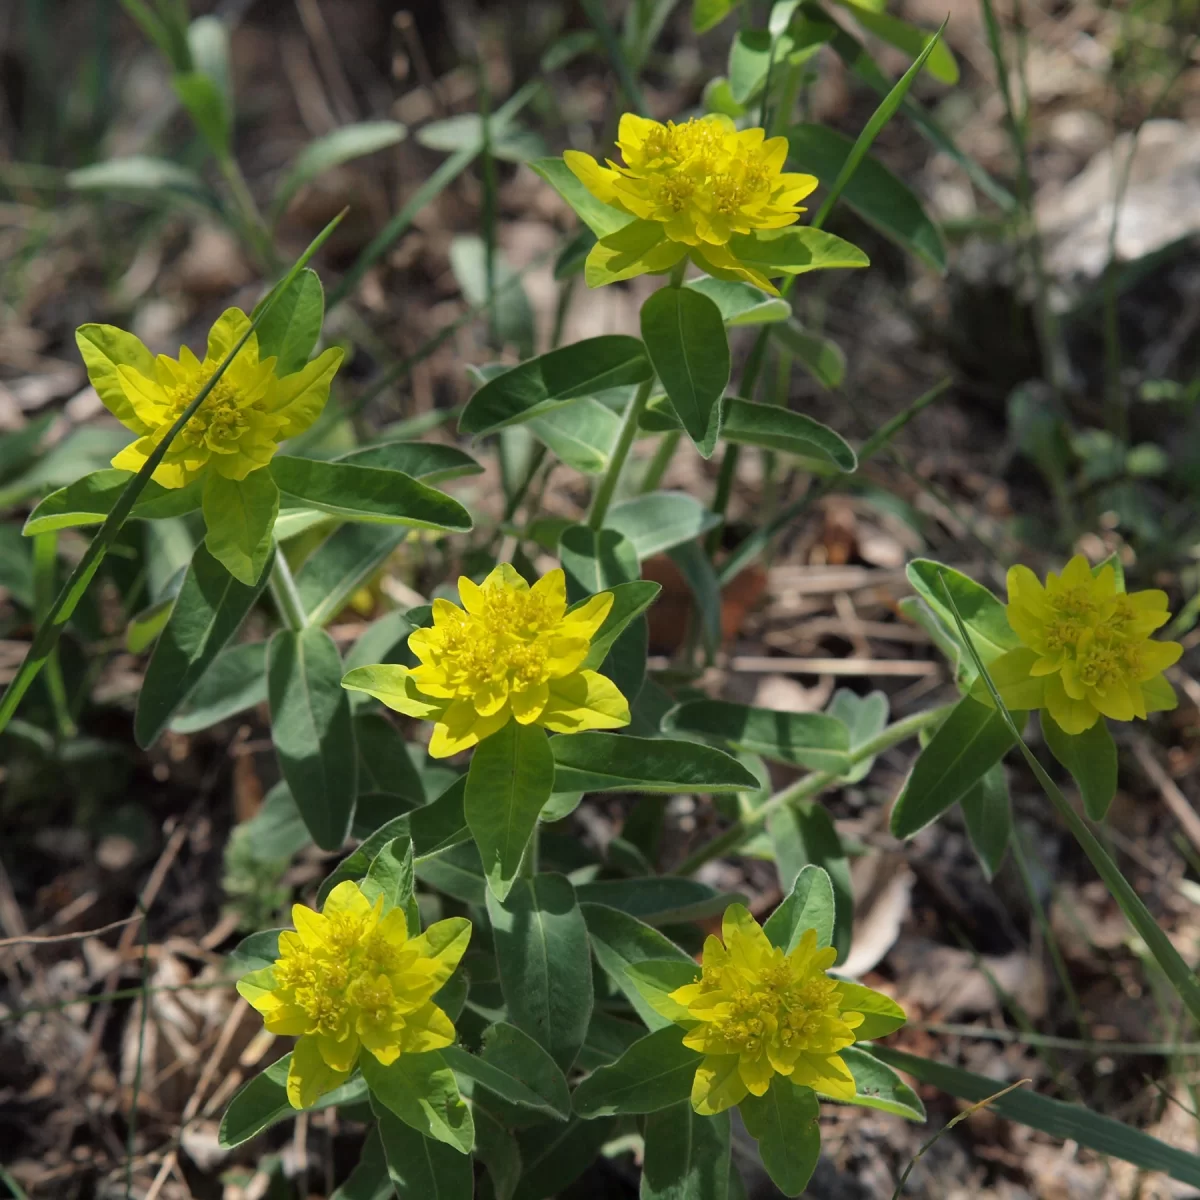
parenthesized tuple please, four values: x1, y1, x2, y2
(218, 154, 277, 273)
(31, 532, 75, 739)
(588, 375, 654, 530)
(673, 702, 954, 876)
(502, 444, 547, 524)
(640, 430, 680, 494)
(269, 547, 307, 632)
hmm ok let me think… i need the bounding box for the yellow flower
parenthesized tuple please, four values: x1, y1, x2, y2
(76, 308, 343, 489)
(564, 113, 817, 292)
(237, 881, 469, 1109)
(989, 554, 1181, 734)
(668, 905, 884, 1115)
(342, 564, 630, 758)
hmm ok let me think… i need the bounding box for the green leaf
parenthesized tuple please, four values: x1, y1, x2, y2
(640, 286, 730, 455)
(604, 491, 720, 560)
(559, 526, 639, 597)
(168, 641, 267, 733)
(693, 0, 739, 34)
(766, 802, 852, 962)
(450, 235, 536, 360)
(267, 627, 357, 851)
(890, 696, 1020, 839)
(739, 1082, 820, 1196)
(135, 543, 272, 748)
(668, 540, 722, 658)
(527, 398, 622, 474)
(474, 1107, 522, 1200)
(834, 981, 906, 1039)
(762, 863, 835, 953)
(722, 397, 855, 467)
(513, 1115, 617, 1200)
(418, 112, 544, 162)
(529, 158, 635, 239)
(466, 722, 556, 901)
(768, 320, 846, 390)
(729, 27, 786, 104)
(827, 688, 888, 782)
(273, 122, 407, 222)
(251, 267, 324, 375)
(623, 960, 701, 1026)
(372, 1102, 474, 1196)
(360, 836, 414, 913)
(338, 441, 482, 484)
(23, 469, 203, 535)
(575, 878, 740, 926)
(1041, 710, 1117, 821)
(643, 1104, 731, 1200)
(271, 457, 472, 531)
(960, 760, 1011, 879)
(551, 732, 758, 794)
(218, 1055, 366, 1147)
(67, 156, 210, 203)
(726, 227, 869, 275)
(237, 783, 309, 863)
(686, 277, 790, 326)
(362, 1051, 473, 1153)
(296, 524, 407, 627)
(329, 1127, 392, 1200)
(460, 336, 652, 435)
(663, 700, 850, 772)
(581, 903, 693, 1030)
(201, 468, 278, 586)
(572, 1025, 697, 1117)
(355, 710, 426, 803)
(479, 1022, 573, 1120)
(445, 1044, 568, 1121)
(579, 580, 662, 668)
(174, 71, 231, 154)
(906, 558, 1020, 667)
(871, 1046, 1200, 1186)
(828, 0, 958, 83)
(226, 927, 283, 975)
(125, 594, 178, 654)
(487, 873, 593, 1073)
(838, 1045, 925, 1120)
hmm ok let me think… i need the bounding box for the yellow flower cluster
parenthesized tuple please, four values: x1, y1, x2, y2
(237, 881, 469, 1108)
(77, 309, 342, 489)
(565, 114, 817, 292)
(343, 565, 630, 757)
(669, 905, 881, 1115)
(995, 555, 1181, 734)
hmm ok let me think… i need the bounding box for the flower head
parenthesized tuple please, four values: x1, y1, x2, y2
(994, 554, 1181, 734)
(343, 564, 630, 757)
(668, 905, 884, 1115)
(76, 309, 342, 489)
(237, 881, 469, 1108)
(564, 113, 817, 292)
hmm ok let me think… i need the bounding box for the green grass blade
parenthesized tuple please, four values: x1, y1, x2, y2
(811, 17, 948, 231)
(936, 571, 1200, 1027)
(0, 210, 347, 736)
(578, 0, 649, 116)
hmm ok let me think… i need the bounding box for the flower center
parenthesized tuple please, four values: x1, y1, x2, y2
(166, 378, 248, 450)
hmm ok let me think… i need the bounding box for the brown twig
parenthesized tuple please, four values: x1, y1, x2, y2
(1130, 738, 1200, 858)
(0, 914, 140, 949)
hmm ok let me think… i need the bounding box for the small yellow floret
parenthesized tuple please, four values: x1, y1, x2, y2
(993, 554, 1181, 734)
(76, 308, 343, 489)
(668, 905, 881, 1115)
(343, 564, 631, 757)
(237, 881, 469, 1108)
(564, 113, 818, 292)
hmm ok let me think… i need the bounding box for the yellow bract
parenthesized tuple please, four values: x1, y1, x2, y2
(668, 905, 880, 1115)
(564, 113, 817, 292)
(343, 564, 630, 757)
(76, 309, 343, 489)
(989, 554, 1181, 734)
(237, 881, 469, 1109)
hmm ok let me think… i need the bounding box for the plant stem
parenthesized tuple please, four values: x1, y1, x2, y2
(218, 154, 277, 273)
(640, 430, 680, 494)
(269, 547, 307, 632)
(588, 375, 654, 530)
(673, 702, 954, 876)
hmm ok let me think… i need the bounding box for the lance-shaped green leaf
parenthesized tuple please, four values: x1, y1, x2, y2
(296, 523, 407, 627)
(359, 836, 413, 914)
(575, 878, 741, 927)
(769, 319, 847, 390)
(445, 1041, 569, 1123)
(686, 277, 790, 326)
(135, 543, 272, 748)
(23, 469, 203, 535)
(478, 1022, 573, 1122)
(271, 457, 471, 531)
(603, 491, 720, 560)
(559, 526, 638, 597)
(488, 873, 593, 1074)
(268, 627, 358, 850)
(362, 1052, 473, 1153)
(578, 580, 661, 668)
(739, 1082, 820, 1197)
(762, 864, 835, 953)
(513, 1115, 617, 1200)
(466, 722, 556, 901)
(572, 1025, 698, 1117)
(906, 558, 1020, 665)
(640, 286, 729, 456)
(355, 710, 426, 803)
(226, 928, 283, 976)
(527, 397, 622, 474)
(337, 440, 483, 484)
(829, 0, 958, 83)
(1041, 710, 1117, 821)
(890, 696, 1021, 839)
(551, 732, 758, 794)
(828, 688, 888, 782)
(202, 467, 279, 585)
(529, 158, 635, 238)
(460, 336, 652, 435)
(370, 1103, 474, 1196)
(664, 700, 850, 772)
(960, 760, 1012, 880)
(624, 959, 702, 1025)
(643, 1104, 731, 1200)
(474, 1107, 521, 1200)
(727, 227, 869, 276)
(838, 1046, 925, 1120)
(168, 641, 267, 733)
(721, 397, 855, 469)
(67, 156, 212, 204)
(250, 267, 324, 375)
(871, 1046, 1200, 1186)
(329, 1127, 392, 1200)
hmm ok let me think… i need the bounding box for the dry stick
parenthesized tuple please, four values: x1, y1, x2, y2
(0, 914, 141, 949)
(1130, 738, 1200, 858)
